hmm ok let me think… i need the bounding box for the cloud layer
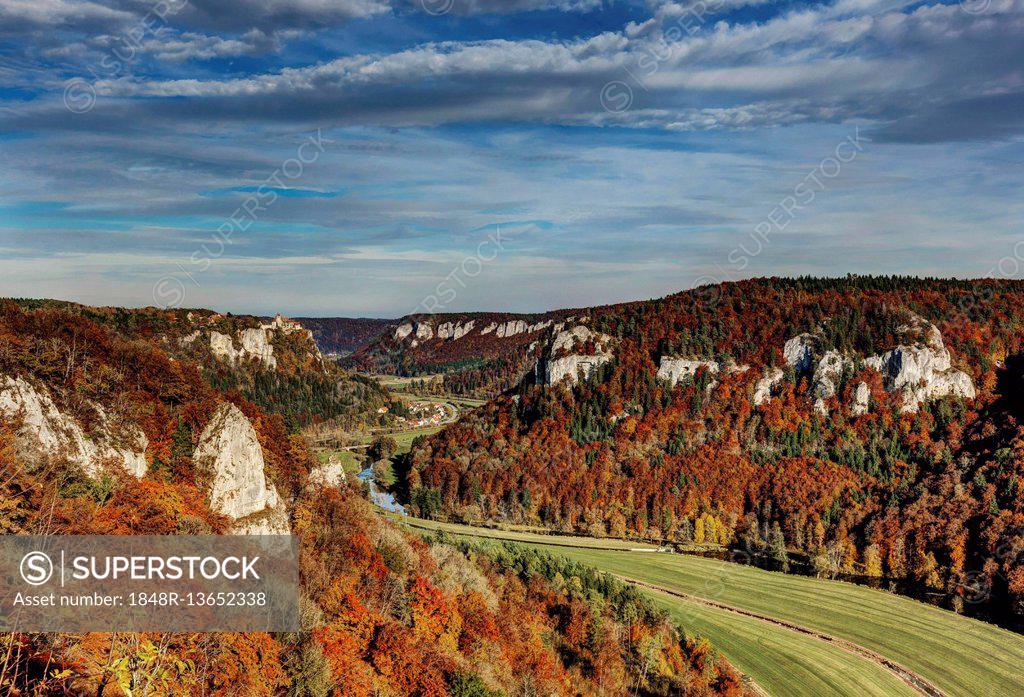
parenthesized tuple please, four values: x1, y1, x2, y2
(0, 0, 1022, 314)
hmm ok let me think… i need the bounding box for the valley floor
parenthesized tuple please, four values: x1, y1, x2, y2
(395, 516, 1024, 697)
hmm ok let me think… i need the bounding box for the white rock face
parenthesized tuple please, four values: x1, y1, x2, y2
(210, 329, 279, 369)
(543, 326, 615, 386)
(784, 333, 818, 373)
(551, 325, 597, 354)
(927, 371, 976, 403)
(851, 381, 870, 416)
(496, 320, 529, 338)
(866, 341, 974, 413)
(395, 323, 414, 341)
(232, 506, 291, 536)
(481, 322, 497, 335)
(239, 327, 277, 370)
(209, 331, 240, 364)
(193, 403, 289, 534)
(436, 320, 475, 340)
(657, 358, 720, 387)
(528, 320, 552, 333)
(811, 350, 852, 412)
(546, 354, 611, 386)
(773, 315, 975, 415)
(0, 376, 147, 478)
(415, 322, 434, 340)
(308, 457, 347, 488)
(754, 367, 784, 406)
(204, 315, 320, 371)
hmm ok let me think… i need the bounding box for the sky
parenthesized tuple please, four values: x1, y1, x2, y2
(0, 0, 1022, 317)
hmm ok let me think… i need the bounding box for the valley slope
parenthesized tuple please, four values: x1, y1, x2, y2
(394, 276, 1024, 628)
(0, 298, 750, 697)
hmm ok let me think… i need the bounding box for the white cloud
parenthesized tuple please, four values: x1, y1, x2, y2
(47, 0, 1018, 142)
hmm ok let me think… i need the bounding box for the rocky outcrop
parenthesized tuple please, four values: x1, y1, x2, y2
(784, 333, 819, 373)
(753, 367, 784, 406)
(657, 358, 720, 387)
(203, 314, 320, 371)
(415, 323, 434, 341)
(308, 457, 347, 488)
(0, 375, 148, 478)
(543, 326, 614, 386)
(239, 327, 277, 370)
(476, 319, 550, 338)
(436, 320, 475, 340)
(209, 331, 240, 364)
(811, 350, 853, 414)
(851, 381, 870, 416)
(210, 328, 278, 369)
(865, 325, 975, 412)
(770, 314, 975, 415)
(546, 354, 611, 386)
(496, 320, 529, 338)
(395, 322, 414, 341)
(395, 319, 451, 343)
(193, 403, 289, 535)
(551, 325, 588, 353)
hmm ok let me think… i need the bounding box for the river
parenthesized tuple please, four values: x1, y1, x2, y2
(358, 466, 406, 515)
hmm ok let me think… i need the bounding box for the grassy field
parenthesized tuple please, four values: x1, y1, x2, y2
(387, 425, 442, 454)
(402, 516, 1024, 697)
(648, 590, 916, 697)
(344, 424, 442, 454)
(368, 373, 490, 408)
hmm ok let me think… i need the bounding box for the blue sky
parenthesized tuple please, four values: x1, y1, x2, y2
(0, 0, 1022, 317)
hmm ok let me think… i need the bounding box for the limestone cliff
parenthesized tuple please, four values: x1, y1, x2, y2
(496, 320, 529, 338)
(239, 327, 277, 369)
(542, 326, 614, 386)
(766, 314, 975, 415)
(753, 367, 784, 406)
(851, 381, 870, 416)
(0, 375, 148, 478)
(656, 358, 720, 387)
(193, 403, 289, 535)
(783, 333, 819, 374)
(308, 457, 347, 488)
(437, 320, 475, 340)
(394, 322, 415, 341)
(864, 324, 976, 412)
(545, 354, 611, 386)
(191, 313, 321, 372)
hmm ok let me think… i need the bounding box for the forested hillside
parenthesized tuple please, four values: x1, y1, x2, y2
(7, 299, 398, 430)
(400, 277, 1024, 625)
(347, 309, 598, 397)
(0, 299, 748, 696)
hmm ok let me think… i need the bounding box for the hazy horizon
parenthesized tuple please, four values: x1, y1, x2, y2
(7, 272, 1019, 319)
